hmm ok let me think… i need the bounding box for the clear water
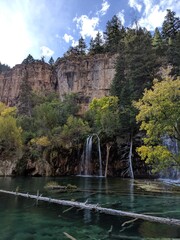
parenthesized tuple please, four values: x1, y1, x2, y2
(0, 177, 179, 240)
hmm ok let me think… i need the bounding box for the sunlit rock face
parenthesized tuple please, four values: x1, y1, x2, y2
(56, 53, 117, 112)
(0, 61, 55, 106)
(0, 54, 117, 176)
(0, 54, 117, 111)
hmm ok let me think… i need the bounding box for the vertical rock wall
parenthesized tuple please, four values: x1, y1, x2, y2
(56, 54, 117, 111)
(0, 54, 117, 108)
(0, 62, 54, 106)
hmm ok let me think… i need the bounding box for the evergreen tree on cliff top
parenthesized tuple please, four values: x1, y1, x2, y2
(104, 15, 125, 53)
(22, 54, 35, 64)
(89, 32, 104, 54)
(0, 62, 11, 73)
(78, 36, 87, 55)
(64, 37, 87, 57)
(111, 27, 155, 134)
(49, 57, 55, 65)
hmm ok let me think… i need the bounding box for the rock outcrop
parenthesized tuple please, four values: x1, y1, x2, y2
(0, 159, 17, 176)
(0, 54, 117, 108)
(56, 53, 117, 111)
(0, 61, 55, 106)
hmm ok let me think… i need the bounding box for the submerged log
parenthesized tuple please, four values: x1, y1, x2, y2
(0, 189, 180, 226)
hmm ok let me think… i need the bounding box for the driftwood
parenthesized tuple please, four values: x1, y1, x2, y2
(0, 189, 180, 226)
(63, 232, 77, 240)
(121, 218, 138, 227)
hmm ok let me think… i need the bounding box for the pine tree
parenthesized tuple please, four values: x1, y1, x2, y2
(124, 28, 155, 102)
(41, 56, 45, 62)
(22, 54, 35, 64)
(18, 74, 33, 117)
(162, 9, 180, 41)
(110, 39, 125, 99)
(159, 10, 180, 74)
(89, 32, 104, 54)
(104, 15, 125, 52)
(111, 27, 155, 133)
(78, 36, 87, 55)
(0, 62, 11, 73)
(49, 57, 55, 65)
(63, 46, 79, 57)
(166, 32, 180, 75)
(152, 27, 164, 56)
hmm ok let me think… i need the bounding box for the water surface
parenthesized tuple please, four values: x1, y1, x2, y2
(0, 177, 179, 240)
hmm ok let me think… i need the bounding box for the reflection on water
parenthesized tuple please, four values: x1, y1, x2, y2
(0, 177, 179, 240)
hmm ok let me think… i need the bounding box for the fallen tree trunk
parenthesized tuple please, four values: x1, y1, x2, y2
(0, 189, 180, 226)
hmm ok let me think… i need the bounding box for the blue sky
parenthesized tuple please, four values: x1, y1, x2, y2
(0, 0, 179, 67)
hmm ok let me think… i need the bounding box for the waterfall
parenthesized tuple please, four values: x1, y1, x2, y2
(80, 134, 103, 177)
(128, 137, 134, 179)
(84, 136, 93, 176)
(162, 135, 179, 154)
(97, 135, 103, 177)
(121, 137, 134, 179)
(161, 135, 179, 180)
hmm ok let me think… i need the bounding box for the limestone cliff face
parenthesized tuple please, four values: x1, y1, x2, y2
(56, 53, 117, 111)
(0, 54, 116, 107)
(0, 61, 55, 106)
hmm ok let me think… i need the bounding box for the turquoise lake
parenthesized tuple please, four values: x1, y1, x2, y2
(0, 177, 179, 240)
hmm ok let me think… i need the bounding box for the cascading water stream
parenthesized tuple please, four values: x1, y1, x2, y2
(97, 135, 102, 177)
(162, 135, 179, 155)
(80, 134, 103, 177)
(84, 136, 93, 176)
(161, 135, 179, 181)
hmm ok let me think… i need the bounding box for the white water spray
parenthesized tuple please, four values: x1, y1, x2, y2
(80, 134, 103, 177)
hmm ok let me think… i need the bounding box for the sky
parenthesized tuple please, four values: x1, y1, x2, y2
(0, 0, 179, 67)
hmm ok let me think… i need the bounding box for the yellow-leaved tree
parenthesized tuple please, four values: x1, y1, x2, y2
(0, 102, 22, 160)
(134, 73, 180, 173)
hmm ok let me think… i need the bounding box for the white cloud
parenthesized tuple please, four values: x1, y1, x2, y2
(143, 0, 152, 15)
(138, 0, 180, 31)
(73, 15, 99, 39)
(72, 40, 79, 47)
(128, 0, 142, 12)
(158, 0, 180, 16)
(98, 0, 110, 16)
(139, 5, 165, 30)
(63, 34, 74, 43)
(40, 46, 54, 57)
(117, 10, 125, 25)
(62, 33, 78, 47)
(73, 0, 110, 40)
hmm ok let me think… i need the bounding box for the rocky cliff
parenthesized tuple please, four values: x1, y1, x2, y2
(0, 54, 117, 108)
(56, 53, 117, 111)
(0, 61, 55, 106)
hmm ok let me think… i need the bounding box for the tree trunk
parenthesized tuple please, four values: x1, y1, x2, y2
(0, 189, 180, 226)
